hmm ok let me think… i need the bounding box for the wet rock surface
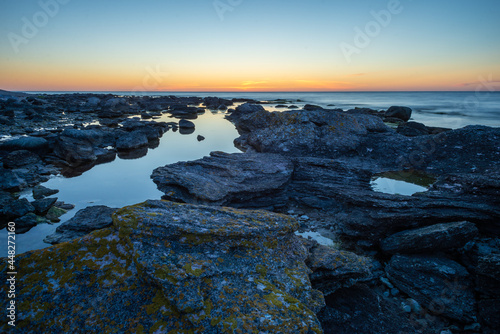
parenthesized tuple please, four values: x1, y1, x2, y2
(2, 200, 324, 333)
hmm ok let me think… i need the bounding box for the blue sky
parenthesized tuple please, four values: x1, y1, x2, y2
(1, 0, 499, 91)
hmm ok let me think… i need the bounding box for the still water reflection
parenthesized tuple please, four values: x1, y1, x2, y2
(1, 111, 240, 255)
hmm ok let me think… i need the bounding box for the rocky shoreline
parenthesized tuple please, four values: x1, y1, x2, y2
(1, 91, 499, 333)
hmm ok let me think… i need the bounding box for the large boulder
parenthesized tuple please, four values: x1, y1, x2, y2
(230, 109, 390, 157)
(386, 255, 476, 322)
(115, 131, 148, 150)
(3, 200, 324, 333)
(44, 205, 116, 244)
(385, 106, 412, 122)
(380, 221, 479, 254)
(0, 136, 49, 153)
(151, 152, 294, 208)
(0, 168, 27, 191)
(52, 135, 96, 163)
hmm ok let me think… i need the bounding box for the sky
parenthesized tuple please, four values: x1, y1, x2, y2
(0, 0, 499, 92)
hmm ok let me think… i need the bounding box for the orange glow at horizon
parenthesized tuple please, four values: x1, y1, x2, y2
(1, 59, 498, 92)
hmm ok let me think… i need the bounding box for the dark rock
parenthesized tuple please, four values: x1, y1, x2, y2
(152, 152, 294, 209)
(53, 135, 96, 164)
(0, 136, 49, 153)
(2, 198, 35, 219)
(178, 119, 195, 129)
(227, 103, 266, 120)
(31, 197, 58, 215)
(99, 118, 120, 127)
(197, 135, 205, 141)
(116, 131, 148, 150)
(397, 121, 429, 137)
(117, 147, 148, 160)
(94, 147, 116, 164)
(304, 240, 380, 295)
(318, 284, 421, 334)
(303, 104, 324, 111)
(44, 205, 117, 244)
(179, 127, 195, 135)
(386, 255, 476, 322)
(230, 108, 389, 156)
(478, 299, 500, 331)
(380, 221, 479, 254)
(60, 128, 116, 147)
(461, 238, 500, 297)
(14, 213, 49, 233)
(54, 201, 75, 210)
(10, 200, 324, 333)
(0, 168, 27, 191)
(97, 109, 124, 118)
(385, 106, 412, 122)
(3, 150, 41, 169)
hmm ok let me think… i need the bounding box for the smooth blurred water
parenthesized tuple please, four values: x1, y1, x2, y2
(31, 91, 500, 128)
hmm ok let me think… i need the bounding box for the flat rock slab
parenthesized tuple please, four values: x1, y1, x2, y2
(151, 151, 294, 208)
(2, 200, 324, 333)
(380, 221, 479, 254)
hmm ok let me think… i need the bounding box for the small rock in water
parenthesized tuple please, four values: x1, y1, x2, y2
(33, 185, 59, 200)
(197, 135, 205, 141)
(390, 288, 399, 296)
(179, 119, 195, 129)
(300, 215, 310, 220)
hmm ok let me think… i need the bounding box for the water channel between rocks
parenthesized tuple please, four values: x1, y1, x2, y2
(0, 111, 240, 255)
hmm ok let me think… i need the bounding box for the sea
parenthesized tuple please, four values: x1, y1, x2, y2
(2, 91, 499, 255)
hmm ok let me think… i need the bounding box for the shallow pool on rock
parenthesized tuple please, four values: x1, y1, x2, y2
(295, 231, 338, 247)
(370, 171, 436, 196)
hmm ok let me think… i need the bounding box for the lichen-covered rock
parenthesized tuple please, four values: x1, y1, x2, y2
(380, 221, 479, 254)
(1, 200, 324, 333)
(151, 151, 294, 209)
